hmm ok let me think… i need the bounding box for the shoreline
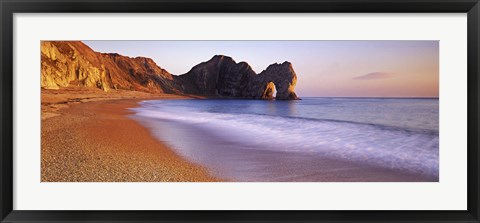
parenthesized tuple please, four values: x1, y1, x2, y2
(41, 87, 437, 182)
(41, 88, 218, 182)
(134, 115, 437, 182)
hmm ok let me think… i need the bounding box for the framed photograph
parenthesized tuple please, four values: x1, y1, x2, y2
(1, 0, 479, 222)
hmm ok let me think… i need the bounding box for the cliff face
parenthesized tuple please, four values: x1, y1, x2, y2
(41, 41, 299, 100)
(175, 55, 299, 100)
(41, 41, 180, 93)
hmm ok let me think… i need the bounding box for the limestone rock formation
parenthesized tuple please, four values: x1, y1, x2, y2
(248, 61, 299, 100)
(41, 42, 300, 100)
(175, 55, 299, 100)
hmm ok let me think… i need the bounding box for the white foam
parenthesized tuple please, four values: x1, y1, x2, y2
(131, 105, 439, 178)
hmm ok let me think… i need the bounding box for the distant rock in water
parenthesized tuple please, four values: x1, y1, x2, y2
(41, 41, 299, 100)
(175, 55, 299, 100)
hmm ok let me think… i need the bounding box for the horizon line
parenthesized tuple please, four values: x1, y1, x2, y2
(299, 96, 439, 99)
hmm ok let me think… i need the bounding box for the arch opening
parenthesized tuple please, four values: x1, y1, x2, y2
(262, 81, 277, 100)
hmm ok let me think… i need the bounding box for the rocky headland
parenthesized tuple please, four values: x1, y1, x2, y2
(41, 41, 299, 100)
(176, 55, 299, 100)
(40, 41, 301, 182)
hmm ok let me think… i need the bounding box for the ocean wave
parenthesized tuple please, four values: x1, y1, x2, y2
(131, 103, 439, 178)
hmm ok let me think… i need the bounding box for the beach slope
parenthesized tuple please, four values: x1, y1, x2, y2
(41, 88, 217, 182)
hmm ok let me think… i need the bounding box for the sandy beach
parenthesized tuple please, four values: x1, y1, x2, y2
(41, 87, 437, 182)
(41, 87, 217, 182)
(39, 41, 439, 182)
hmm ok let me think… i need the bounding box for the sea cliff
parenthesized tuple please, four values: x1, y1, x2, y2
(41, 41, 299, 100)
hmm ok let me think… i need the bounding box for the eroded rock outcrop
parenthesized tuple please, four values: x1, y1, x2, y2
(175, 55, 299, 100)
(248, 61, 299, 100)
(41, 42, 300, 100)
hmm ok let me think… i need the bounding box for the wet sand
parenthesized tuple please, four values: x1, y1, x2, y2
(41, 88, 217, 182)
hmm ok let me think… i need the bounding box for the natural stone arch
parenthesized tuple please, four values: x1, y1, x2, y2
(178, 55, 300, 100)
(261, 82, 277, 99)
(254, 62, 299, 100)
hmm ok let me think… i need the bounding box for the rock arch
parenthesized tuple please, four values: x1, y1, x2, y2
(254, 62, 299, 100)
(177, 55, 300, 100)
(261, 82, 276, 99)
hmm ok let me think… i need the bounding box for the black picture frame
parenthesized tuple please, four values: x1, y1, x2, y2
(1, 0, 479, 222)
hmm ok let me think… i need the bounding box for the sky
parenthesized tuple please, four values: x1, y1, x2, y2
(83, 40, 439, 97)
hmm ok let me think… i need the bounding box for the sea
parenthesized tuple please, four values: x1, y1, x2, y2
(130, 97, 439, 182)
